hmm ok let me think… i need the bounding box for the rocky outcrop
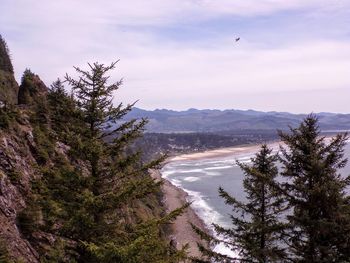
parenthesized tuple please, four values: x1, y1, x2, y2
(0, 35, 13, 74)
(0, 120, 40, 262)
(0, 35, 19, 105)
(0, 35, 171, 262)
(18, 70, 48, 105)
(0, 35, 45, 261)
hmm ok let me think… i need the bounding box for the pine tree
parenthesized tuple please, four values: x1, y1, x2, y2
(193, 145, 286, 263)
(0, 34, 13, 73)
(17, 61, 187, 262)
(0, 34, 17, 106)
(57, 61, 187, 262)
(47, 78, 83, 143)
(278, 115, 350, 262)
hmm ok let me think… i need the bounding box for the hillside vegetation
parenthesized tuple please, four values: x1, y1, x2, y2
(0, 36, 188, 263)
(125, 108, 350, 133)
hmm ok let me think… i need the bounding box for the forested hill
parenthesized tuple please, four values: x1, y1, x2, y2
(0, 35, 189, 262)
(125, 107, 350, 133)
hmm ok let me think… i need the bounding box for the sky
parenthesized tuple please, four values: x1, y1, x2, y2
(1, 0, 350, 113)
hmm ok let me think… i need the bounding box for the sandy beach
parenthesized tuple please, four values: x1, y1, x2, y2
(153, 136, 342, 260)
(152, 141, 282, 259)
(170, 141, 281, 162)
(151, 169, 208, 259)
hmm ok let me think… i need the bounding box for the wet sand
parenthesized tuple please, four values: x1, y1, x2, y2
(152, 142, 282, 259)
(151, 170, 208, 259)
(170, 141, 281, 162)
(156, 136, 338, 259)
(152, 142, 281, 259)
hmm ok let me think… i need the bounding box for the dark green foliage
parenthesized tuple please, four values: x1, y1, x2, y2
(0, 36, 19, 105)
(0, 35, 13, 73)
(231, 145, 286, 262)
(0, 108, 12, 129)
(0, 104, 19, 129)
(0, 70, 19, 106)
(16, 203, 41, 239)
(195, 116, 350, 263)
(133, 132, 279, 162)
(18, 69, 48, 105)
(30, 98, 50, 126)
(18, 61, 187, 262)
(1, 37, 185, 262)
(47, 80, 85, 159)
(194, 145, 286, 263)
(7, 169, 22, 184)
(278, 115, 350, 262)
(65, 61, 129, 138)
(80, 207, 189, 263)
(62, 62, 184, 262)
(31, 126, 55, 165)
(0, 238, 11, 263)
(27, 80, 55, 165)
(18, 69, 36, 105)
(47, 79, 83, 143)
(0, 108, 10, 129)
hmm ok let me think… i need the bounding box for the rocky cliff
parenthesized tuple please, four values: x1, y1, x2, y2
(0, 36, 172, 262)
(0, 112, 42, 262)
(0, 36, 18, 106)
(0, 35, 40, 262)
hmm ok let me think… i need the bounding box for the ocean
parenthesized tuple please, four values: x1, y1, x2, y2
(161, 141, 350, 256)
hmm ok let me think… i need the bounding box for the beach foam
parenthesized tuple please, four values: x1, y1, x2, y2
(178, 168, 205, 173)
(161, 170, 176, 178)
(162, 140, 350, 261)
(204, 165, 232, 170)
(183, 176, 200, 182)
(183, 189, 224, 227)
(183, 189, 238, 259)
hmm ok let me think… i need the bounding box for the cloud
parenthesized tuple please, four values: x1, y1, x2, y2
(114, 40, 350, 109)
(1, 0, 350, 113)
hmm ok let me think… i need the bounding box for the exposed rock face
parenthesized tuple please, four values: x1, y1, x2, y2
(18, 70, 48, 105)
(0, 35, 19, 105)
(0, 120, 40, 262)
(0, 36, 47, 261)
(0, 36, 171, 262)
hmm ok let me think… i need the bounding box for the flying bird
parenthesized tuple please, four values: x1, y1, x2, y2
(235, 37, 240, 42)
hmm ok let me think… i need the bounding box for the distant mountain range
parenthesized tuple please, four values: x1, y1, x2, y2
(125, 108, 350, 133)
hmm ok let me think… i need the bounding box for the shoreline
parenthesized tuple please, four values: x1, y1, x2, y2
(169, 140, 281, 162)
(155, 135, 341, 258)
(154, 140, 281, 258)
(151, 169, 209, 259)
(166, 133, 339, 163)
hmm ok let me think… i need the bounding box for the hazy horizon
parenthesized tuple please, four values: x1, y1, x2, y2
(132, 106, 348, 115)
(1, 1, 350, 113)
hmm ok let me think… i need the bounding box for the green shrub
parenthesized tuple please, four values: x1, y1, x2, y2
(0, 106, 19, 129)
(16, 206, 40, 238)
(0, 238, 11, 263)
(32, 127, 55, 165)
(0, 109, 10, 128)
(7, 170, 21, 184)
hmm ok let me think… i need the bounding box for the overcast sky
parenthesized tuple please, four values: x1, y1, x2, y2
(1, 0, 350, 113)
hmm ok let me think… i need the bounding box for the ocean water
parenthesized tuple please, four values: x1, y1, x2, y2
(161, 142, 350, 256)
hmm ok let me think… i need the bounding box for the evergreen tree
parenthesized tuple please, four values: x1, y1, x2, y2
(0, 34, 13, 73)
(194, 145, 286, 263)
(54, 61, 187, 262)
(278, 115, 350, 262)
(48, 78, 83, 143)
(17, 62, 188, 262)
